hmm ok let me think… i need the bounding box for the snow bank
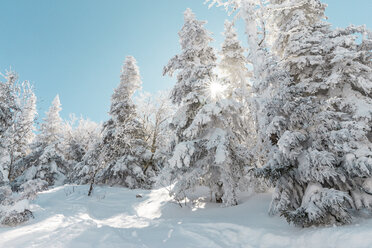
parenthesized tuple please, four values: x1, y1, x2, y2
(0, 185, 372, 248)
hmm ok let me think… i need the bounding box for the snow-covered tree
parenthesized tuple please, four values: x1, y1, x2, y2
(163, 8, 217, 144)
(173, 98, 255, 205)
(14, 82, 37, 157)
(77, 56, 152, 190)
(256, 0, 372, 227)
(219, 18, 268, 196)
(14, 95, 68, 187)
(0, 71, 18, 140)
(219, 20, 250, 102)
(209, 2, 278, 195)
(0, 72, 40, 226)
(209, 0, 372, 226)
(0, 72, 38, 183)
(161, 9, 253, 206)
(6, 81, 37, 181)
(135, 90, 175, 172)
(0, 185, 33, 226)
(0, 178, 47, 226)
(161, 8, 216, 200)
(38, 95, 64, 146)
(218, 18, 260, 156)
(0, 71, 19, 183)
(216, 0, 372, 226)
(63, 115, 101, 163)
(208, 0, 286, 170)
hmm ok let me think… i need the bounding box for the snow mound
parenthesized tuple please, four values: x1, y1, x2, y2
(1, 185, 372, 247)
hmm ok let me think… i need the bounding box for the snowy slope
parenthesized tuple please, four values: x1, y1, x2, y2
(1, 185, 372, 248)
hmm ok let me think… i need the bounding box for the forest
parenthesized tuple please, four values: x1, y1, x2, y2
(0, 0, 372, 246)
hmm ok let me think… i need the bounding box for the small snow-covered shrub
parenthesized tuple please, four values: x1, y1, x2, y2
(281, 183, 353, 227)
(19, 179, 48, 200)
(0, 185, 34, 226)
(1, 208, 33, 227)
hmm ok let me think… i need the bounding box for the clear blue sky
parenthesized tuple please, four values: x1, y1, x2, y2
(0, 0, 371, 123)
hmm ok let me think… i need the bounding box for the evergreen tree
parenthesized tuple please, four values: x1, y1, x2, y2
(77, 56, 152, 190)
(163, 8, 217, 144)
(219, 20, 250, 102)
(39, 95, 63, 146)
(161, 8, 216, 201)
(0, 71, 18, 140)
(14, 95, 68, 187)
(162, 9, 253, 205)
(220, 19, 268, 196)
(6, 81, 37, 181)
(259, 0, 372, 226)
(63, 115, 101, 163)
(208, 0, 287, 173)
(0, 71, 19, 183)
(0, 71, 40, 226)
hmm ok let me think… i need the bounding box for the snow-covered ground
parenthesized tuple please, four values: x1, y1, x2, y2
(1, 185, 372, 248)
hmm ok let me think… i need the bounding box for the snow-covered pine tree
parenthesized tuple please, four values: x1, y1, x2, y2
(39, 95, 64, 146)
(0, 71, 18, 140)
(208, 0, 282, 165)
(0, 72, 39, 226)
(219, 19, 268, 194)
(0, 178, 47, 226)
(88, 56, 152, 189)
(63, 115, 101, 163)
(14, 95, 68, 187)
(209, 1, 281, 194)
(219, 20, 250, 102)
(161, 8, 216, 201)
(176, 97, 253, 205)
(256, 0, 372, 226)
(162, 8, 216, 147)
(6, 81, 37, 181)
(14, 82, 37, 158)
(0, 71, 19, 183)
(161, 9, 251, 205)
(0, 184, 34, 226)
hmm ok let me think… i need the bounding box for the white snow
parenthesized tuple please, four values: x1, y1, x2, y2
(1, 185, 372, 248)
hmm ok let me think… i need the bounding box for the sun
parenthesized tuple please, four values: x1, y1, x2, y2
(209, 81, 226, 100)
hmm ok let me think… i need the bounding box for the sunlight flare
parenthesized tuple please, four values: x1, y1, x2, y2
(209, 81, 227, 100)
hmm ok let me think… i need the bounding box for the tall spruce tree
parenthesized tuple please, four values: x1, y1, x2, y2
(0, 71, 19, 183)
(219, 20, 250, 102)
(220, 19, 267, 195)
(0, 71, 39, 226)
(6, 81, 37, 181)
(38, 95, 63, 146)
(77, 56, 152, 190)
(260, 0, 372, 226)
(162, 9, 253, 205)
(14, 95, 68, 187)
(96, 56, 152, 188)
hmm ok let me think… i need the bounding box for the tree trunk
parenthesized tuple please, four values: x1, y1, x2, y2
(88, 181, 94, 196)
